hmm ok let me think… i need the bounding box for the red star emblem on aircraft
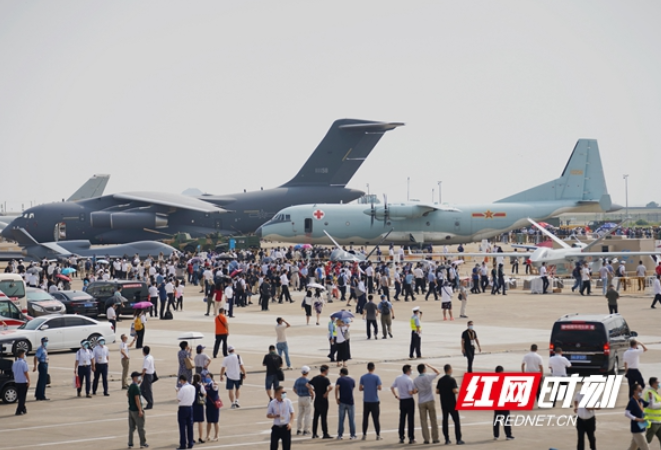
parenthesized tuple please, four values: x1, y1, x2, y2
(313, 209, 325, 220)
(484, 210, 494, 219)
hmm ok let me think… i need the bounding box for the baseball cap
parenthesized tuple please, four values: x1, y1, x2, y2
(228, 345, 235, 352)
(412, 306, 420, 312)
(197, 345, 205, 352)
(301, 365, 310, 374)
(380, 294, 385, 299)
(130, 371, 141, 378)
(41, 337, 49, 342)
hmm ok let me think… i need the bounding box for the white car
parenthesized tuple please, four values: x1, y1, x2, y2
(0, 314, 115, 356)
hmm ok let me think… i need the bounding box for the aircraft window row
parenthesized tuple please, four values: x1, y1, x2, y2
(22, 213, 35, 219)
(271, 214, 291, 222)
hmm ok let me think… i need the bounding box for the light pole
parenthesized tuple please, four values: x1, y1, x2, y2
(623, 174, 629, 220)
(437, 181, 442, 203)
(407, 177, 410, 201)
(432, 188, 435, 202)
(366, 183, 370, 198)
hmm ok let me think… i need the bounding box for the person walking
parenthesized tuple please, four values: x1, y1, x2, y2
(414, 363, 440, 444)
(140, 346, 155, 410)
(391, 364, 417, 444)
(203, 372, 220, 442)
(335, 367, 357, 440)
(574, 386, 595, 450)
(644, 377, 661, 446)
(275, 317, 292, 369)
(293, 366, 314, 436)
(176, 375, 196, 450)
(493, 365, 515, 441)
(220, 345, 246, 409)
(580, 262, 592, 296)
(651, 275, 661, 308)
(75, 339, 94, 398)
(313, 289, 324, 325)
(310, 365, 333, 439)
(625, 383, 651, 450)
(177, 341, 193, 383)
(461, 321, 481, 373)
(521, 343, 544, 401)
(279, 270, 293, 303)
(107, 302, 118, 332)
(120, 334, 136, 390)
(267, 386, 295, 450)
(440, 281, 454, 320)
(359, 362, 382, 441)
(92, 337, 110, 396)
(327, 316, 337, 363)
(410, 307, 422, 359)
(33, 337, 49, 401)
(364, 295, 379, 339)
(224, 282, 235, 318)
(624, 340, 648, 398)
(458, 286, 468, 318)
(335, 319, 351, 367)
(302, 291, 314, 325)
(436, 364, 464, 445)
(192, 373, 206, 444)
(540, 262, 549, 294)
(263, 345, 284, 402)
(127, 371, 148, 449)
(12, 349, 29, 415)
(213, 308, 229, 358)
(605, 284, 620, 314)
(378, 295, 394, 339)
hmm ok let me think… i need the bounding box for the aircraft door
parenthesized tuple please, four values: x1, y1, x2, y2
(304, 218, 313, 234)
(54, 222, 67, 241)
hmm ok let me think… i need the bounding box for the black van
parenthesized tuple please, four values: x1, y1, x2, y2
(549, 313, 637, 375)
(87, 280, 149, 317)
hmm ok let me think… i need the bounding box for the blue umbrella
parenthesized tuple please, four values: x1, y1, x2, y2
(331, 310, 354, 322)
(61, 268, 77, 275)
(294, 244, 303, 250)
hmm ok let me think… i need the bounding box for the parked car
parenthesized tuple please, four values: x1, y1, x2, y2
(550, 313, 637, 375)
(48, 291, 99, 318)
(0, 314, 115, 356)
(86, 280, 149, 316)
(26, 288, 66, 317)
(0, 358, 17, 403)
(0, 293, 31, 329)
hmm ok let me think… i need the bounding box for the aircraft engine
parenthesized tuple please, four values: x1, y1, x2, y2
(367, 205, 421, 219)
(90, 212, 168, 229)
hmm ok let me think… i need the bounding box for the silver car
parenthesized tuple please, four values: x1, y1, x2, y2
(26, 287, 66, 317)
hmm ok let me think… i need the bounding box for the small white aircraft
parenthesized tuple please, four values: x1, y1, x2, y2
(459, 218, 660, 269)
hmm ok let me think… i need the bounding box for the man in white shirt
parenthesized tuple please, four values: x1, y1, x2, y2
(624, 339, 648, 398)
(548, 347, 571, 376)
(574, 391, 597, 450)
(225, 283, 235, 318)
(267, 386, 295, 450)
(580, 263, 591, 296)
(279, 271, 293, 303)
(119, 334, 135, 389)
(540, 262, 549, 294)
(651, 275, 661, 308)
(140, 346, 155, 409)
(521, 344, 544, 374)
(636, 261, 647, 291)
(220, 345, 246, 409)
(176, 375, 196, 450)
(92, 338, 110, 396)
(599, 262, 609, 295)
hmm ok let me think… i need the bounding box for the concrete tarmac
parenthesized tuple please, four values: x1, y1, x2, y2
(1, 278, 660, 450)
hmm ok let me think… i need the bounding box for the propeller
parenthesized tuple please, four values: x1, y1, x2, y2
(382, 194, 390, 227)
(370, 196, 375, 227)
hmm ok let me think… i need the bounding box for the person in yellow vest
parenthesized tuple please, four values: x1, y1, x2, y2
(645, 377, 661, 445)
(409, 307, 422, 359)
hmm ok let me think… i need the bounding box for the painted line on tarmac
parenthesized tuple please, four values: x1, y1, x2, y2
(5, 435, 121, 449)
(0, 413, 171, 433)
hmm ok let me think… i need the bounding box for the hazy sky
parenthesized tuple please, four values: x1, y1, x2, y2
(1, 1, 659, 212)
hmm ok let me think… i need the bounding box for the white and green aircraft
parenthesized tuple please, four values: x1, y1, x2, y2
(257, 139, 619, 246)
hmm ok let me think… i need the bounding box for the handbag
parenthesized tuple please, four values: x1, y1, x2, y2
(214, 398, 223, 409)
(276, 368, 285, 382)
(184, 356, 195, 370)
(129, 322, 136, 337)
(152, 371, 159, 382)
(74, 375, 81, 389)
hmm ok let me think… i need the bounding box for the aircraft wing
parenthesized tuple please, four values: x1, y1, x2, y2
(571, 251, 661, 259)
(112, 192, 225, 213)
(452, 252, 533, 258)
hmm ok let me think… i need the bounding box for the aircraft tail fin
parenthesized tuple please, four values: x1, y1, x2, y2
(496, 139, 611, 209)
(281, 119, 403, 188)
(67, 174, 110, 201)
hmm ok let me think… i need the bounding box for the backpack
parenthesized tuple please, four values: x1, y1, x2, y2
(134, 316, 144, 331)
(338, 275, 345, 287)
(378, 301, 390, 315)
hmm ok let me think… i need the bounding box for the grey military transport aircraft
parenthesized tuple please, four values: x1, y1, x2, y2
(257, 139, 620, 246)
(1, 119, 402, 246)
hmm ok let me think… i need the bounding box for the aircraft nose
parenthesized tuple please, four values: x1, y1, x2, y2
(255, 226, 263, 238)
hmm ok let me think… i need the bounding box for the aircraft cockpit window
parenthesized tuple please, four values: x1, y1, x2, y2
(285, 215, 290, 221)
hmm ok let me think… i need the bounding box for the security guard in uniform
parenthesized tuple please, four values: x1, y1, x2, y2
(33, 337, 49, 401)
(74, 340, 95, 398)
(409, 307, 422, 359)
(644, 377, 661, 445)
